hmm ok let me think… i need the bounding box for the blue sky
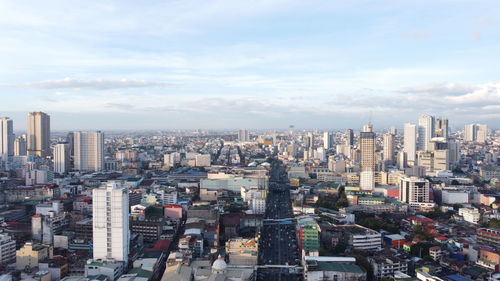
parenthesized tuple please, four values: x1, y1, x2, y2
(1, 0, 499, 130)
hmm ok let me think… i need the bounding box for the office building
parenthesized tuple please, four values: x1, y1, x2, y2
(476, 124, 488, 143)
(0, 117, 14, 161)
(417, 150, 449, 173)
(323, 131, 333, 149)
(54, 143, 70, 174)
(27, 112, 51, 157)
(383, 133, 394, 163)
(297, 216, 320, 255)
(464, 123, 488, 143)
(404, 123, 417, 166)
(93, 182, 129, 263)
(434, 118, 449, 138)
(14, 135, 27, 156)
(417, 115, 434, 151)
(359, 123, 375, 191)
(345, 129, 354, 146)
(303, 256, 366, 281)
(74, 131, 104, 172)
(0, 233, 16, 265)
(305, 132, 314, 150)
(399, 177, 434, 210)
(238, 129, 250, 142)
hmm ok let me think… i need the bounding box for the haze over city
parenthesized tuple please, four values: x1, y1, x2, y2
(2, 1, 500, 129)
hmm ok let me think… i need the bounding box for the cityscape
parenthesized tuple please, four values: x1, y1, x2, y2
(0, 113, 498, 281)
(1, 1, 500, 281)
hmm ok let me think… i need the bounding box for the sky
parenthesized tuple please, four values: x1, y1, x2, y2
(1, 0, 500, 131)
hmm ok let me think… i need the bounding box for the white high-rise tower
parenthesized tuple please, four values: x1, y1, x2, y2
(92, 182, 129, 263)
(74, 131, 104, 172)
(417, 115, 434, 151)
(0, 117, 14, 161)
(54, 143, 70, 174)
(359, 123, 375, 191)
(404, 123, 417, 166)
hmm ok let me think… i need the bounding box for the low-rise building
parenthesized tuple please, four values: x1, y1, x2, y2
(16, 242, 53, 270)
(303, 256, 366, 281)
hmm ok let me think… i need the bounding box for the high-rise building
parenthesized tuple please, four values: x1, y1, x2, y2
(54, 143, 70, 174)
(238, 129, 250, 142)
(92, 182, 129, 263)
(464, 124, 475, 142)
(404, 123, 417, 166)
(0, 117, 14, 160)
(398, 177, 432, 207)
(74, 131, 104, 172)
(305, 132, 314, 150)
(464, 124, 488, 143)
(323, 131, 333, 149)
(345, 129, 354, 146)
(383, 133, 394, 163)
(434, 118, 449, 138)
(14, 135, 27, 156)
(476, 124, 488, 143)
(417, 115, 434, 151)
(359, 123, 375, 191)
(389, 126, 397, 135)
(27, 112, 51, 157)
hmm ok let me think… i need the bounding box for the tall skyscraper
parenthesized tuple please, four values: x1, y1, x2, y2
(417, 115, 434, 151)
(238, 129, 250, 142)
(27, 112, 51, 157)
(383, 133, 394, 163)
(54, 143, 70, 174)
(306, 132, 314, 150)
(464, 124, 488, 143)
(404, 123, 417, 166)
(476, 124, 488, 143)
(434, 118, 449, 138)
(14, 135, 27, 156)
(345, 129, 354, 146)
(74, 131, 104, 172)
(359, 123, 375, 191)
(0, 117, 14, 160)
(323, 131, 333, 149)
(464, 124, 475, 142)
(93, 181, 129, 263)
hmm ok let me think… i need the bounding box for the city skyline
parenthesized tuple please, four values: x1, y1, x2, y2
(1, 1, 500, 129)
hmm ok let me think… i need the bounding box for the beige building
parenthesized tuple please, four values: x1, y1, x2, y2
(360, 123, 376, 191)
(16, 242, 53, 270)
(74, 131, 104, 172)
(27, 112, 50, 157)
(225, 238, 258, 266)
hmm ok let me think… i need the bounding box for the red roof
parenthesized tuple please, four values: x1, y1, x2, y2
(435, 236, 448, 241)
(145, 240, 170, 252)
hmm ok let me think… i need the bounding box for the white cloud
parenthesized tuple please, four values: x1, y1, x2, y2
(16, 78, 175, 90)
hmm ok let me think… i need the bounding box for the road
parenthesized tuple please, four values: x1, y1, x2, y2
(257, 160, 302, 281)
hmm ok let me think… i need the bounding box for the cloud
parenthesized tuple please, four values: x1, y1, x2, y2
(403, 30, 432, 39)
(397, 82, 476, 96)
(16, 78, 175, 90)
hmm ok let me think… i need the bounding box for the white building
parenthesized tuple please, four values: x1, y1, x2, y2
(93, 182, 129, 263)
(74, 131, 104, 172)
(14, 135, 27, 156)
(0, 234, 16, 265)
(0, 117, 14, 162)
(404, 123, 417, 165)
(250, 198, 266, 215)
(25, 169, 53, 185)
(323, 131, 333, 149)
(238, 129, 250, 142)
(441, 189, 469, 204)
(459, 208, 480, 224)
(399, 177, 434, 211)
(195, 154, 211, 167)
(155, 189, 178, 205)
(54, 143, 70, 174)
(418, 115, 434, 151)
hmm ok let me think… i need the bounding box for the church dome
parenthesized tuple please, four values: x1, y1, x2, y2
(212, 255, 227, 272)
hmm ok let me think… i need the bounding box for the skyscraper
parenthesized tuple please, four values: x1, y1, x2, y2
(345, 129, 354, 146)
(359, 123, 375, 191)
(323, 131, 333, 149)
(434, 118, 449, 138)
(464, 124, 475, 142)
(0, 117, 14, 160)
(404, 123, 417, 166)
(476, 124, 488, 143)
(238, 129, 250, 142)
(383, 133, 394, 163)
(92, 181, 129, 263)
(306, 132, 314, 150)
(417, 115, 434, 151)
(74, 131, 104, 172)
(14, 135, 27, 156)
(27, 112, 51, 157)
(54, 143, 70, 174)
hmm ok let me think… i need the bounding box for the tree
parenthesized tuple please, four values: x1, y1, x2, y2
(489, 218, 500, 228)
